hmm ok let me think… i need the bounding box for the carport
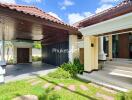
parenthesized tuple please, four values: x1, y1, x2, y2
(0, 3, 79, 83)
(0, 3, 79, 66)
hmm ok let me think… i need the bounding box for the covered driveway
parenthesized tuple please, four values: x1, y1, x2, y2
(5, 62, 57, 82)
(0, 3, 78, 65)
(0, 3, 79, 83)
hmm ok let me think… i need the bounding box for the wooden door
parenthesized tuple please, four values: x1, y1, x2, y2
(79, 48, 84, 64)
(118, 34, 129, 58)
(17, 48, 29, 63)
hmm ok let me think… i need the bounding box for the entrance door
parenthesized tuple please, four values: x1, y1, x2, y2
(129, 44, 132, 59)
(17, 48, 29, 63)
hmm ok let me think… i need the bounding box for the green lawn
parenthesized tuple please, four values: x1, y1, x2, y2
(0, 76, 123, 100)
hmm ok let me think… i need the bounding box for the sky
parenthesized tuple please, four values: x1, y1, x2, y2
(0, 0, 123, 25)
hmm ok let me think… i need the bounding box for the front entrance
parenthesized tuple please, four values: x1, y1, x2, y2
(104, 33, 132, 59)
(17, 48, 29, 63)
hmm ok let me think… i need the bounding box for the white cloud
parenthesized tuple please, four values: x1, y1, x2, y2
(68, 3, 114, 24)
(22, 0, 42, 3)
(0, 0, 16, 4)
(100, 0, 119, 3)
(48, 12, 62, 21)
(59, 0, 74, 10)
(68, 12, 93, 24)
(95, 4, 113, 13)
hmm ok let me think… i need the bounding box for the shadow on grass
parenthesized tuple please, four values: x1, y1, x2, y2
(32, 73, 98, 100)
(73, 76, 91, 84)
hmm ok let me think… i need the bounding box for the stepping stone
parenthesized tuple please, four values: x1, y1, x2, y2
(68, 85, 76, 91)
(80, 85, 88, 91)
(12, 95, 38, 100)
(43, 83, 51, 89)
(54, 86, 62, 90)
(58, 83, 64, 87)
(89, 83, 100, 88)
(96, 92, 114, 100)
(27, 79, 36, 83)
(101, 87, 117, 94)
(31, 81, 41, 86)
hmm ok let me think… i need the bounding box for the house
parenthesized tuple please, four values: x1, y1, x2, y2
(75, 0, 132, 72)
(0, 3, 79, 66)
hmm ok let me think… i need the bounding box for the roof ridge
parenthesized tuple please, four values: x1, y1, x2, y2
(0, 2, 35, 8)
(0, 2, 62, 22)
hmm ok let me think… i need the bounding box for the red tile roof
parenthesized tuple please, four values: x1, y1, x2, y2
(0, 3, 77, 29)
(74, 0, 132, 28)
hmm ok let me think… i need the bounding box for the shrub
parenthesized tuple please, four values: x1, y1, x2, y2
(32, 56, 42, 62)
(73, 58, 84, 74)
(125, 91, 132, 100)
(60, 58, 84, 77)
(33, 41, 42, 49)
(7, 58, 14, 65)
(115, 93, 125, 100)
(60, 62, 78, 77)
(48, 68, 72, 79)
(48, 58, 84, 79)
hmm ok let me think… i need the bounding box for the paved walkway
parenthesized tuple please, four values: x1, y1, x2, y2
(5, 62, 57, 83)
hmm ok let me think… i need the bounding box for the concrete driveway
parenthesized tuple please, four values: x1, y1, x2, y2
(5, 62, 57, 83)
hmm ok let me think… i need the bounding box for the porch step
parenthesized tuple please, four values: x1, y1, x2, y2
(102, 61, 132, 73)
(77, 74, 128, 92)
(77, 70, 132, 92)
(104, 61, 132, 68)
(102, 67, 132, 78)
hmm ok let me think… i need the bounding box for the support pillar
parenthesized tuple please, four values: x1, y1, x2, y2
(98, 36, 106, 60)
(0, 39, 6, 84)
(84, 36, 98, 72)
(0, 18, 6, 84)
(69, 35, 78, 63)
(13, 46, 17, 64)
(108, 35, 113, 60)
(29, 48, 32, 63)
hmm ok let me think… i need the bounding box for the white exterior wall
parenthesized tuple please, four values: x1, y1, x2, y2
(12, 41, 33, 64)
(69, 35, 79, 62)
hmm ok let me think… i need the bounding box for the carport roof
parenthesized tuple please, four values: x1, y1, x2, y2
(0, 3, 77, 30)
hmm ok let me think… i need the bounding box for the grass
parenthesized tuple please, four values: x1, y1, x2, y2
(0, 75, 122, 100)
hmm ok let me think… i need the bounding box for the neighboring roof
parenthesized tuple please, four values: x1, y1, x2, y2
(0, 3, 77, 30)
(74, 0, 132, 28)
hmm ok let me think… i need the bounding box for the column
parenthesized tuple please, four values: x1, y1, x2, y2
(108, 35, 113, 60)
(84, 36, 99, 72)
(1, 40, 5, 61)
(94, 37, 99, 70)
(98, 36, 106, 60)
(84, 36, 92, 72)
(69, 35, 78, 63)
(0, 40, 6, 84)
(13, 46, 17, 64)
(0, 18, 6, 84)
(29, 48, 32, 63)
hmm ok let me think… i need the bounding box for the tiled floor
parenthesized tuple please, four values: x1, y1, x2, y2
(5, 62, 57, 82)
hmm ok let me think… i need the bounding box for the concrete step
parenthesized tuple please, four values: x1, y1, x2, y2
(102, 66, 132, 78)
(104, 61, 132, 68)
(80, 70, 132, 91)
(88, 72, 132, 90)
(77, 74, 128, 92)
(102, 64, 132, 72)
